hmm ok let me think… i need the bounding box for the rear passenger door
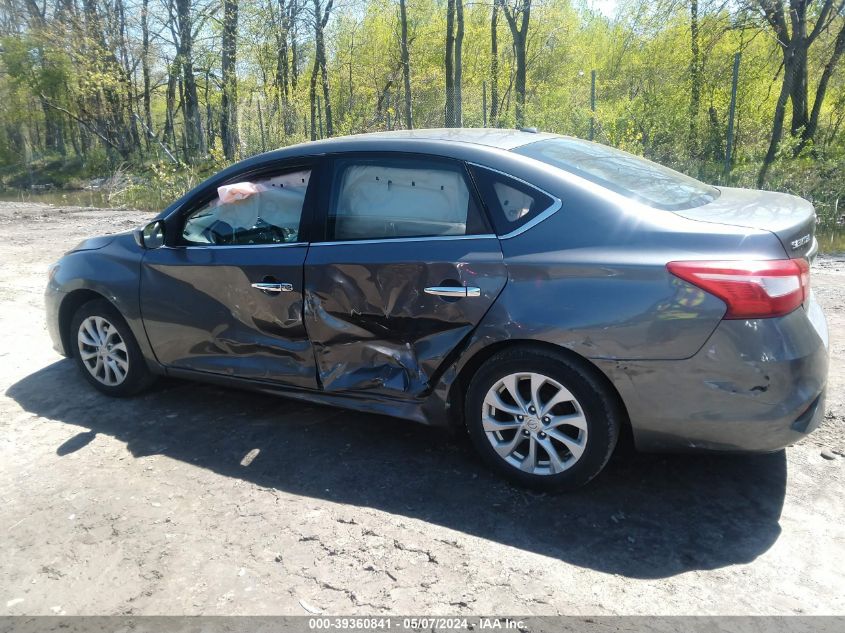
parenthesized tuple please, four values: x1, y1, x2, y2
(303, 153, 508, 398)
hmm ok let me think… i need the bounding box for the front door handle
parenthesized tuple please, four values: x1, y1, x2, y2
(424, 286, 481, 298)
(251, 282, 293, 293)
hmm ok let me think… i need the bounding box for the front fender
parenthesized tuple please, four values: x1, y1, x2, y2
(49, 234, 156, 364)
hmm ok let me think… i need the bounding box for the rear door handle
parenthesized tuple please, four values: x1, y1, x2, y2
(251, 282, 293, 293)
(424, 286, 481, 298)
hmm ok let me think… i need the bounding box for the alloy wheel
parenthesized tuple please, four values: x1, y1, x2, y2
(482, 372, 588, 475)
(77, 315, 129, 387)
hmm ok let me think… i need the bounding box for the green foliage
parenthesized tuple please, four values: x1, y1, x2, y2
(114, 158, 220, 210)
(0, 0, 844, 250)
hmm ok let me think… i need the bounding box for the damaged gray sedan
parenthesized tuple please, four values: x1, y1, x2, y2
(45, 129, 829, 490)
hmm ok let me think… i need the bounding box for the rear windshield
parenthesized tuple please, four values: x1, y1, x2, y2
(514, 137, 719, 210)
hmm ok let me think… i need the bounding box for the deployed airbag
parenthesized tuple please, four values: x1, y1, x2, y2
(334, 165, 469, 239)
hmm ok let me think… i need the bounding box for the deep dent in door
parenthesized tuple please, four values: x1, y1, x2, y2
(304, 258, 507, 397)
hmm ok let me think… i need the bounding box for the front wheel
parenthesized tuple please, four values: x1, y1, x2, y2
(70, 299, 156, 397)
(465, 348, 621, 491)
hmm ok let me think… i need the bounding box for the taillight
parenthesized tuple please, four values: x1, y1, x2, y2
(667, 259, 810, 319)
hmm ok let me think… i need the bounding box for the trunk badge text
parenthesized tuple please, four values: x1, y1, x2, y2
(792, 234, 811, 249)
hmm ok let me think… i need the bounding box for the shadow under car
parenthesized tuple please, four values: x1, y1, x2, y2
(6, 358, 787, 579)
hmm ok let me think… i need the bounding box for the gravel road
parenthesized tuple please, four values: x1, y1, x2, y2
(0, 201, 843, 615)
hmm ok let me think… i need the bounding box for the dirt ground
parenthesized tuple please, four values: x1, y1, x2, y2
(0, 201, 843, 616)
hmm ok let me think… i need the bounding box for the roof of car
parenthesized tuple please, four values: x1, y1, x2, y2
(290, 128, 560, 151)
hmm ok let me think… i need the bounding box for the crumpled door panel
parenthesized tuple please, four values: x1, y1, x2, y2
(140, 244, 317, 388)
(304, 238, 507, 397)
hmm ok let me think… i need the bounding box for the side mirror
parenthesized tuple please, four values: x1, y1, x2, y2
(134, 220, 165, 249)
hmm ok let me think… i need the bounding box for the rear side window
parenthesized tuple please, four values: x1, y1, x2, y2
(468, 165, 556, 237)
(327, 156, 489, 241)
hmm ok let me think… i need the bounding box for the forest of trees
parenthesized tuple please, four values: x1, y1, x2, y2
(0, 0, 844, 242)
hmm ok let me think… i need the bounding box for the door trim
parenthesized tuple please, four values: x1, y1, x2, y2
(164, 242, 309, 251)
(309, 234, 496, 247)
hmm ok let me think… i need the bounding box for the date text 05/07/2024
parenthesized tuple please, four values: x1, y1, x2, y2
(308, 617, 526, 630)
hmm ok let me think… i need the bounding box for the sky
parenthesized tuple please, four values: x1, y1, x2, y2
(589, 0, 620, 18)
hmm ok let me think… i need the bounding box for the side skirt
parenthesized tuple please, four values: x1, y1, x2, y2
(163, 366, 445, 426)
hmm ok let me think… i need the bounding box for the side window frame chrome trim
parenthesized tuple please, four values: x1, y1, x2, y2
(310, 234, 497, 247)
(164, 241, 310, 251)
(467, 162, 563, 240)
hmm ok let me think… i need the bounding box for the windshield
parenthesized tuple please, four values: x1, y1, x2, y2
(514, 137, 719, 210)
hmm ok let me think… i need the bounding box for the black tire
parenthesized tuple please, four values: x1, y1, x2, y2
(465, 347, 621, 491)
(70, 298, 156, 397)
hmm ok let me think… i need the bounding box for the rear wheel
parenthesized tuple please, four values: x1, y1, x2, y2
(70, 299, 155, 397)
(465, 348, 620, 491)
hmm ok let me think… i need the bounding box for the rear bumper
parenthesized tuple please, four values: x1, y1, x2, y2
(597, 297, 829, 452)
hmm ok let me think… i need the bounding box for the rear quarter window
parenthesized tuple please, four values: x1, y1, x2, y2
(468, 165, 557, 237)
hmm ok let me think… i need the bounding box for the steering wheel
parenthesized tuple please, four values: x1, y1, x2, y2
(203, 220, 235, 245)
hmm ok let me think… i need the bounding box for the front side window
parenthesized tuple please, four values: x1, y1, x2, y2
(182, 168, 311, 245)
(514, 137, 718, 210)
(327, 157, 488, 241)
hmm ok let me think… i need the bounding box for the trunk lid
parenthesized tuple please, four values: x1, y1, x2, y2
(673, 186, 817, 260)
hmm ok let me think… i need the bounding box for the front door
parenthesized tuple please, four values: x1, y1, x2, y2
(140, 163, 318, 388)
(304, 153, 507, 397)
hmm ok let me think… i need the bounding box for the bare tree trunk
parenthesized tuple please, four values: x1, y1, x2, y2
(257, 96, 268, 151)
(490, 3, 499, 127)
(29, 0, 66, 155)
(755, 0, 845, 172)
(276, 27, 290, 109)
(499, 0, 530, 128)
(141, 0, 153, 150)
(399, 0, 413, 129)
(175, 0, 205, 157)
(454, 0, 464, 126)
(116, 0, 140, 153)
(178, 73, 188, 160)
(163, 56, 180, 151)
(799, 19, 845, 153)
(310, 53, 319, 140)
(758, 58, 797, 187)
(204, 70, 214, 150)
(221, 0, 240, 159)
(756, 0, 845, 179)
(76, 0, 135, 158)
(688, 0, 701, 157)
(788, 2, 810, 137)
(312, 0, 334, 137)
(290, 0, 300, 91)
(318, 41, 333, 137)
(344, 28, 355, 122)
(445, 0, 455, 127)
(789, 47, 810, 135)
(274, 0, 295, 135)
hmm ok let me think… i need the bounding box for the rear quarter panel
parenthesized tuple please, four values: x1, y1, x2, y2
(471, 179, 789, 360)
(428, 171, 794, 421)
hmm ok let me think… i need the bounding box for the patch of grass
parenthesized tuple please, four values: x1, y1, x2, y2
(817, 230, 845, 255)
